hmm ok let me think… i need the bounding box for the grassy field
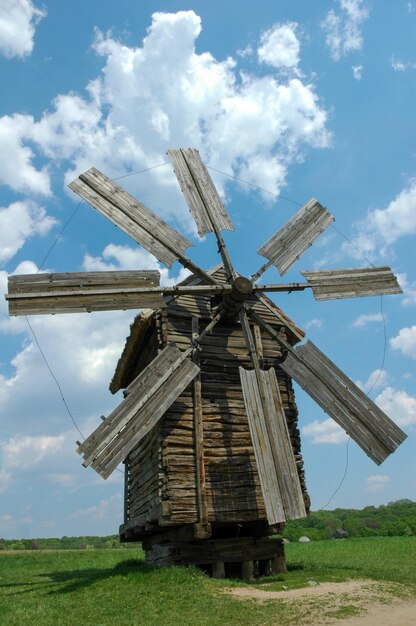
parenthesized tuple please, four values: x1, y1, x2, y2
(0, 537, 415, 626)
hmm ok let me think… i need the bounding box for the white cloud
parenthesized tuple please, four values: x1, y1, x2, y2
(0, 308, 131, 438)
(390, 325, 416, 360)
(0, 201, 56, 264)
(356, 368, 387, 393)
(258, 22, 300, 70)
(0, 114, 51, 194)
(391, 55, 416, 72)
(349, 179, 416, 260)
(352, 64, 363, 80)
(321, 0, 369, 61)
(0, 10, 329, 227)
(352, 312, 384, 328)
(366, 474, 390, 492)
(1, 434, 65, 470)
(82, 243, 191, 286)
(0, 470, 12, 492)
(302, 418, 348, 444)
(375, 386, 416, 428)
(72, 493, 122, 521)
(402, 290, 416, 306)
(0, 0, 45, 59)
(304, 318, 323, 330)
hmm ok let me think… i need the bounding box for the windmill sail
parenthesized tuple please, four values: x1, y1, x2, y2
(167, 148, 234, 236)
(280, 340, 407, 465)
(77, 343, 199, 479)
(69, 168, 193, 268)
(301, 267, 403, 300)
(257, 198, 334, 276)
(6, 271, 164, 315)
(240, 367, 306, 524)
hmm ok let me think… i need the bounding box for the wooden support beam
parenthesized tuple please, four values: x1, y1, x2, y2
(192, 316, 208, 525)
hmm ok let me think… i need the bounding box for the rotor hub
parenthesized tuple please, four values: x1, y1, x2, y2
(221, 276, 253, 315)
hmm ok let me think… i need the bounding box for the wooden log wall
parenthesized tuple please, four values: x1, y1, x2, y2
(121, 287, 310, 539)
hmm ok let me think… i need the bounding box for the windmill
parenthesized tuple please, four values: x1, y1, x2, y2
(6, 148, 406, 577)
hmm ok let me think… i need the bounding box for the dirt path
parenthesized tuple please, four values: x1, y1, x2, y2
(328, 601, 416, 625)
(224, 579, 416, 625)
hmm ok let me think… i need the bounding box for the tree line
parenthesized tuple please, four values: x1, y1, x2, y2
(283, 499, 416, 541)
(1, 500, 415, 549)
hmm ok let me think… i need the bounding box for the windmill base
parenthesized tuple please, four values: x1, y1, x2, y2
(142, 535, 286, 579)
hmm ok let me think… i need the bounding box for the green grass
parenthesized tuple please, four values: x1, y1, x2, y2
(0, 537, 415, 626)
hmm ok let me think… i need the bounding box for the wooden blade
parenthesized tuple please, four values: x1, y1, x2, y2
(77, 343, 199, 478)
(240, 367, 306, 524)
(301, 267, 403, 300)
(6, 271, 164, 315)
(69, 168, 193, 268)
(280, 340, 407, 465)
(257, 198, 334, 276)
(167, 148, 234, 236)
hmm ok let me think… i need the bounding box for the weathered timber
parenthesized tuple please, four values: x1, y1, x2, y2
(192, 317, 208, 524)
(301, 266, 403, 300)
(167, 148, 234, 236)
(256, 198, 334, 277)
(240, 367, 306, 524)
(281, 340, 407, 464)
(144, 536, 285, 571)
(115, 266, 309, 551)
(69, 167, 194, 266)
(77, 344, 199, 478)
(7, 270, 163, 315)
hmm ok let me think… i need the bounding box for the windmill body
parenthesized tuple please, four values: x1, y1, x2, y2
(5, 148, 406, 577)
(111, 266, 310, 565)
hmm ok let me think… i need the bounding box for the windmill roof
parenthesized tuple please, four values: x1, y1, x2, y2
(110, 265, 305, 394)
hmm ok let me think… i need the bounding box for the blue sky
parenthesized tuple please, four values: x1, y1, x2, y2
(0, 0, 415, 539)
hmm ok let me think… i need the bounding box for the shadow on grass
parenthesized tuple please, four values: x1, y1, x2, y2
(0, 559, 158, 597)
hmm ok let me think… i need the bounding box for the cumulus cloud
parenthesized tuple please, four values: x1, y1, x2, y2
(302, 418, 349, 444)
(375, 386, 416, 428)
(0, 10, 329, 228)
(391, 55, 416, 72)
(0, 0, 45, 59)
(0, 201, 56, 264)
(0, 114, 51, 194)
(72, 493, 122, 521)
(258, 22, 300, 70)
(304, 318, 323, 330)
(349, 180, 416, 260)
(356, 369, 388, 393)
(366, 474, 390, 492)
(390, 325, 416, 360)
(352, 313, 384, 328)
(83, 243, 191, 286)
(321, 0, 369, 61)
(352, 64, 363, 80)
(1, 434, 65, 470)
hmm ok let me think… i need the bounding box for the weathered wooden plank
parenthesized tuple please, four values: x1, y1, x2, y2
(258, 198, 334, 275)
(240, 367, 306, 524)
(77, 345, 199, 477)
(79, 343, 186, 459)
(167, 148, 234, 236)
(8, 270, 159, 289)
(301, 266, 403, 300)
(69, 167, 193, 267)
(7, 270, 163, 315)
(192, 317, 208, 524)
(281, 340, 407, 464)
(92, 357, 200, 478)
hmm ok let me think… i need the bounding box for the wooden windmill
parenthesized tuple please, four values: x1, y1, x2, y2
(6, 148, 406, 577)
